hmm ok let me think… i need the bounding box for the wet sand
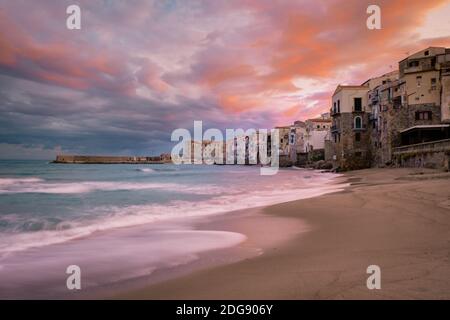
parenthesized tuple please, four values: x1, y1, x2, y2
(118, 168, 450, 299)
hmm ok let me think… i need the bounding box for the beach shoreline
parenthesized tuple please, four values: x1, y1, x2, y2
(117, 168, 450, 299)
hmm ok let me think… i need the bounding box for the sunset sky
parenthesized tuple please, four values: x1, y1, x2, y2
(0, 0, 449, 158)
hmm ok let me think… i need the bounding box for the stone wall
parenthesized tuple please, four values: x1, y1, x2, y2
(393, 138, 450, 171)
(331, 112, 371, 170)
(371, 103, 442, 167)
(54, 155, 168, 164)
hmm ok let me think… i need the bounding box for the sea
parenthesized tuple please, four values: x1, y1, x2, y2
(0, 160, 345, 298)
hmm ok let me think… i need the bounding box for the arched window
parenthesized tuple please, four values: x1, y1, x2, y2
(354, 116, 362, 129)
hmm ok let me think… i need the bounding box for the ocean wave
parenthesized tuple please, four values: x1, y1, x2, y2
(135, 168, 155, 173)
(0, 178, 348, 254)
(0, 177, 224, 195)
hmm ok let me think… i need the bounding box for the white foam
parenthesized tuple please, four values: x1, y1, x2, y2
(0, 178, 224, 195)
(0, 176, 348, 254)
(136, 168, 154, 173)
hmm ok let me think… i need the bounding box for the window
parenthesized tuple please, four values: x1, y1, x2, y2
(334, 134, 337, 143)
(416, 76, 422, 87)
(409, 60, 419, 68)
(424, 50, 429, 56)
(354, 116, 362, 129)
(415, 111, 432, 121)
(355, 152, 362, 157)
(354, 97, 362, 111)
(355, 132, 361, 142)
(337, 100, 340, 113)
(333, 102, 336, 113)
(431, 78, 437, 90)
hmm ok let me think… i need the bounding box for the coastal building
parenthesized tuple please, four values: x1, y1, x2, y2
(275, 126, 292, 166)
(269, 115, 332, 167)
(329, 85, 371, 170)
(306, 116, 332, 131)
(305, 116, 331, 152)
(367, 71, 401, 165)
(327, 46, 450, 171)
(289, 121, 307, 164)
(388, 47, 450, 169)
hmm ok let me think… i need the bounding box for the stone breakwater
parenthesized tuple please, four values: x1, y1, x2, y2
(53, 154, 171, 164)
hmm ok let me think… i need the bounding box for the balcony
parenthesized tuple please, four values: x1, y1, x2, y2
(331, 125, 340, 133)
(352, 106, 365, 113)
(331, 109, 341, 117)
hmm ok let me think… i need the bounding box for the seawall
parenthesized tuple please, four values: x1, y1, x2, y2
(53, 155, 171, 164)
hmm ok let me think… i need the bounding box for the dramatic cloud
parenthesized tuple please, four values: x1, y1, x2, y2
(0, 0, 449, 158)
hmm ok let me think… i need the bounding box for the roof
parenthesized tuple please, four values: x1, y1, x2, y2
(399, 46, 447, 63)
(307, 118, 332, 123)
(333, 84, 369, 96)
(361, 70, 399, 86)
(400, 124, 450, 134)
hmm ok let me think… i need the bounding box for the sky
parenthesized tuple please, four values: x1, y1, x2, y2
(0, 0, 449, 159)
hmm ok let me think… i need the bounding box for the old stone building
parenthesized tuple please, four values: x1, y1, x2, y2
(289, 121, 306, 164)
(379, 47, 449, 168)
(330, 85, 371, 170)
(329, 46, 450, 171)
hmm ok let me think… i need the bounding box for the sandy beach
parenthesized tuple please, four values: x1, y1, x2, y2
(118, 168, 450, 299)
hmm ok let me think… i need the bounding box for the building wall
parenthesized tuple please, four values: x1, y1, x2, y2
(306, 119, 331, 131)
(331, 112, 371, 170)
(403, 71, 441, 106)
(289, 126, 306, 163)
(332, 87, 369, 113)
(399, 47, 446, 77)
(276, 127, 291, 156)
(441, 70, 450, 123)
(331, 86, 371, 170)
(305, 130, 328, 151)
